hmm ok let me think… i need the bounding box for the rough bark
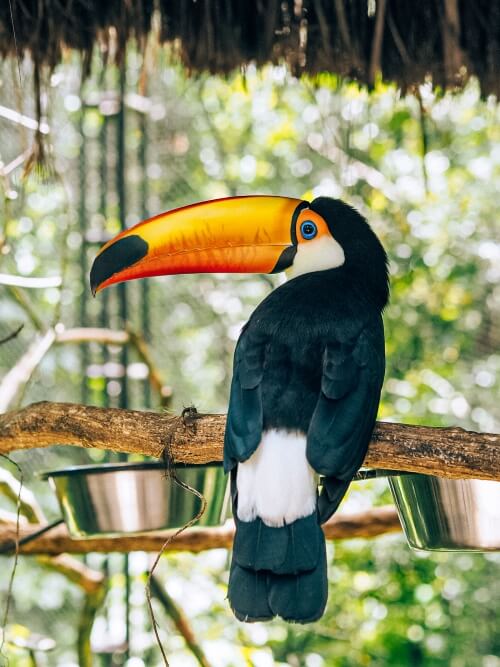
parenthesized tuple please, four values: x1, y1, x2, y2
(0, 507, 401, 555)
(0, 402, 499, 480)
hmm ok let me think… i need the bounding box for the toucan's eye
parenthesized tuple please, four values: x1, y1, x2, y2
(300, 220, 318, 240)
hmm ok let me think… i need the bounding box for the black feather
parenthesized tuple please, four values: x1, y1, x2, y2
(229, 514, 327, 624)
(228, 565, 274, 622)
(232, 513, 322, 574)
(223, 329, 266, 471)
(268, 538, 328, 623)
(306, 321, 385, 477)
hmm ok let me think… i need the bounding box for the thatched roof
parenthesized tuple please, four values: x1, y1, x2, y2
(1, 0, 499, 95)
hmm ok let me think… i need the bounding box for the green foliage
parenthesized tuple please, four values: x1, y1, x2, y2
(0, 58, 499, 666)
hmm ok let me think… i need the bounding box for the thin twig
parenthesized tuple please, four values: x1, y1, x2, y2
(368, 0, 387, 86)
(127, 328, 172, 406)
(150, 576, 212, 667)
(55, 327, 129, 346)
(0, 326, 23, 346)
(0, 455, 23, 665)
(0, 275, 61, 289)
(0, 105, 49, 135)
(146, 428, 208, 667)
(386, 11, 410, 65)
(0, 467, 44, 524)
(0, 149, 32, 178)
(7, 0, 22, 89)
(5, 286, 44, 332)
(416, 91, 429, 196)
(0, 330, 56, 413)
(333, 0, 351, 50)
(0, 455, 106, 664)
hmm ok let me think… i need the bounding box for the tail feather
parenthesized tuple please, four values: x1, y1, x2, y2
(228, 565, 274, 623)
(232, 513, 321, 574)
(229, 513, 327, 623)
(268, 539, 327, 623)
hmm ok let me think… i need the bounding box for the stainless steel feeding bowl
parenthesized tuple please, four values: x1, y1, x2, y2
(388, 474, 500, 552)
(41, 462, 230, 539)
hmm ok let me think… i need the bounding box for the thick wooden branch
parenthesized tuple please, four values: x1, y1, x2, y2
(0, 401, 499, 480)
(0, 507, 401, 555)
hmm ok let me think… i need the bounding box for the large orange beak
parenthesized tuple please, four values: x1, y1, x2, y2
(90, 196, 306, 294)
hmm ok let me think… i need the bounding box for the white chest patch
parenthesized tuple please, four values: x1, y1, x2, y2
(287, 234, 345, 279)
(236, 429, 317, 527)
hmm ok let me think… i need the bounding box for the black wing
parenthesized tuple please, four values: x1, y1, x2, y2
(306, 314, 385, 522)
(223, 325, 267, 472)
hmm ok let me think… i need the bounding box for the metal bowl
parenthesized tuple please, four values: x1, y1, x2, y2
(389, 474, 500, 552)
(41, 462, 230, 539)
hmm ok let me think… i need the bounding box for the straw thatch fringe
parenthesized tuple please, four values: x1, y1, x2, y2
(1, 1, 498, 167)
(1, 0, 499, 94)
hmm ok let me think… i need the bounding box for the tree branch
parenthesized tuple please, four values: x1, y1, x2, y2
(5, 285, 45, 332)
(0, 327, 169, 413)
(0, 402, 498, 480)
(37, 554, 105, 594)
(0, 507, 401, 555)
(55, 327, 129, 346)
(0, 274, 62, 289)
(0, 331, 56, 412)
(127, 329, 172, 406)
(0, 467, 45, 523)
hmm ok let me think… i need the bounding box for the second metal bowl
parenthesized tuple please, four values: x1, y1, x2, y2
(41, 462, 230, 539)
(389, 474, 500, 552)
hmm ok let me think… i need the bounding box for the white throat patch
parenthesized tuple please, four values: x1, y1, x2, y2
(286, 235, 345, 279)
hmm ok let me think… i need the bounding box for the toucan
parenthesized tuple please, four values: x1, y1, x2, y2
(90, 195, 389, 624)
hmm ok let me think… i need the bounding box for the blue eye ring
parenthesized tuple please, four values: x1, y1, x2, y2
(300, 220, 318, 240)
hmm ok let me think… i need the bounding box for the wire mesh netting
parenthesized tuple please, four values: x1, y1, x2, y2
(0, 54, 499, 666)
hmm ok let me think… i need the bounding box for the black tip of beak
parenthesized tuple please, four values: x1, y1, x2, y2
(90, 234, 149, 295)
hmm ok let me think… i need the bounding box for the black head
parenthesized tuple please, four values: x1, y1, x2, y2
(309, 197, 389, 309)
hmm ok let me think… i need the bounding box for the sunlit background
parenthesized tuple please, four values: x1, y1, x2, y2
(0, 50, 499, 666)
